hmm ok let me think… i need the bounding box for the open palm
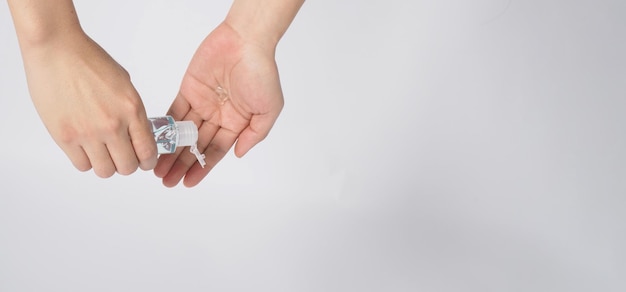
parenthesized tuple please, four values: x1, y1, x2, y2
(154, 22, 284, 187)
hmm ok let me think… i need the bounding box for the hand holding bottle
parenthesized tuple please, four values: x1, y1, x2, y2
(8, 0, 158, 177)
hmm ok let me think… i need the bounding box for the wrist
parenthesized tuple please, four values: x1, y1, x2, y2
(223, 16, 281, 53)
(18, 24, 85, 53)
(223, 0, 304, 52)
(8, 0, 85, 52)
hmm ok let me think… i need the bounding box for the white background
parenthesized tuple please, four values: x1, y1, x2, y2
(1, 0, 625, 291)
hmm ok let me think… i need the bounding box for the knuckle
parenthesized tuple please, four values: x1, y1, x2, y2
(136, 145, 157, 162)
(74, 162, 92, 172)
(117, 165, 137, 176)
(57, 127, 79, 145)
(139, 162, 156, 171)
(94, 166, 115, 178)
(100, 118, 124, 135)
(120, 93, 144, 116)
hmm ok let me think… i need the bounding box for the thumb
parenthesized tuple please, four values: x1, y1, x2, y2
(129, 114, 158, 171)
(234, 113, 279, 158)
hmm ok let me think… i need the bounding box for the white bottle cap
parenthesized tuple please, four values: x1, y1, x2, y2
(175, 121, 206, 168)
(175, 121, 198, 147)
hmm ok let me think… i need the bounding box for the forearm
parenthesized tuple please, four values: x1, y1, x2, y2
(225, 0, 304, 50)
(7, 0, 84, 51)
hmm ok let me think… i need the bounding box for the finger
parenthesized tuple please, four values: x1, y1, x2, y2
(106, 133, 140, 176)
(234, 112, 280, 158)
(60, 144, 92, 172)
(181, 127, 239, 188)
(161, 120, 222, 187)
(154, 148, 183, 179)
(154, 147, 182, 179)
(129, 117, 158, 171)
(167, 93, 192, 121)
(83, 143, 116, 178)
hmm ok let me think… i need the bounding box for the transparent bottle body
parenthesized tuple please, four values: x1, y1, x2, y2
(149, 116, 179, 154)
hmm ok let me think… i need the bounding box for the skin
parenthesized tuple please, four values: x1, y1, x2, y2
(7, 0, 304, 186)
(7, 0, 158, 177)
(155, 0, 305, 187)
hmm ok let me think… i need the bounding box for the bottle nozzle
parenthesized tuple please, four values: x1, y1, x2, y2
(175, 121, 206, 168)
(190, 145, 207, 168)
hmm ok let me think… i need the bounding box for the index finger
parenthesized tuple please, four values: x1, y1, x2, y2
(167, 93, 192, 121)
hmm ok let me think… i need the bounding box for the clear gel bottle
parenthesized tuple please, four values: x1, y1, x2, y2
(148, 116, 206, 168)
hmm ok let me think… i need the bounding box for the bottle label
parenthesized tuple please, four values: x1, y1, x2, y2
(149, 116, 178, 154)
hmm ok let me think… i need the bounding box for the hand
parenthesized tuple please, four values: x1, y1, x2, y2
(22, 31, 158, 177)
(154, 22, 284, 187)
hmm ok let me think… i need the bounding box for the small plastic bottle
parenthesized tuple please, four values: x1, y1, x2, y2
(148, 116, 206, 168)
